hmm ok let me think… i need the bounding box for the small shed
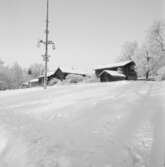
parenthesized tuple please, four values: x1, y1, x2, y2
(95, 60, 137, 81)
(99, 70, 126, 82)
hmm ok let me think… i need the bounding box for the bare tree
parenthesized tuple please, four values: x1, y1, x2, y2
(143, 46, 151, 80)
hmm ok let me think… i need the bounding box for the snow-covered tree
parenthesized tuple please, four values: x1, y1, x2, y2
(10, 63, 24, 89)
(145, 20, 165, 76)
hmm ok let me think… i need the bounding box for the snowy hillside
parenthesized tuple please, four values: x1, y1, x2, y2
(0, 81, 165, 167)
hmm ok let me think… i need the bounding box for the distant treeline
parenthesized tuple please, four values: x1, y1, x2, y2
(0, 62, 44, 90)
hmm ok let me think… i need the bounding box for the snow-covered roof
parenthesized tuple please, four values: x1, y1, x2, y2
(99, 70, 126, 78)
(58, 67, 87, 75)
(95, 60, 134, 70)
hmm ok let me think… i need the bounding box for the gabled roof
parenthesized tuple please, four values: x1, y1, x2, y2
(99, 70, 126, 78)
(95, 60, 134, 70)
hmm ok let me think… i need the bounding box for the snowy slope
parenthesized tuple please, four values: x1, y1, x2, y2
(0, 81, 165, 167)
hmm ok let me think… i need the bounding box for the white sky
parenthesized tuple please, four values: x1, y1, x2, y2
(0, 0, 163, 71)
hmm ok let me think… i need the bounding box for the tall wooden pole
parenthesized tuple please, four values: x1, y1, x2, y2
(44, 0, 49, 89)
(38, 0, 55, 89)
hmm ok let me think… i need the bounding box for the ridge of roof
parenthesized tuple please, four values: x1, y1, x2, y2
(95, 60, 133, 70)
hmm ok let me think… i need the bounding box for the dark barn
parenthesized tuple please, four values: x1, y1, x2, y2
(53, 67, 86, 81)
(50, 67, 86, 81)
(95, 60, 137, 82)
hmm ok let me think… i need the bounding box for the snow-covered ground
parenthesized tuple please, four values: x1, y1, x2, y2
(0, 81, 165, 167)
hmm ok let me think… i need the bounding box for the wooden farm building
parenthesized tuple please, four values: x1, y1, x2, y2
(38, 67, 87, 84)
(95, 60, 137, 82)
(53, 67, 87, 80)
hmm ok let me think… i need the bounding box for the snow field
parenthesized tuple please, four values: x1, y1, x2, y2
(0, 81, 165, 167)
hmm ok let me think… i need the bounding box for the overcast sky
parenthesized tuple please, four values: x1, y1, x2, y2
(0, 0, 163, 70)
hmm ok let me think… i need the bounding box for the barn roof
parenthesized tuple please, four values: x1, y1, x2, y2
(58, 67, 87, 75)
(95, 60, 134, 70)
(99, 70, 126, 78)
